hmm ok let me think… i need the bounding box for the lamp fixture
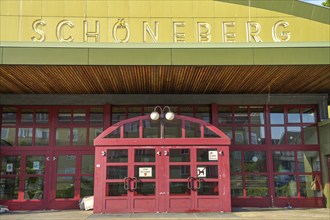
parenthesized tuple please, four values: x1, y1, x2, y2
(150, 106, 175, 121)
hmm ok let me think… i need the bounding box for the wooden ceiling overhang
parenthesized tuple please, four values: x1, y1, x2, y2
(0, 43, 329, 95)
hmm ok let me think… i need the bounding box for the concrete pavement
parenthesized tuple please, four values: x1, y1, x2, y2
(0, 208, 329, 220)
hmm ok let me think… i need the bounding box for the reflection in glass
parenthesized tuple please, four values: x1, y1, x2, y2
(272, 151, 295, 172)
(170, 182, 190, 195)
(0, 178, 18, 200)
(164, 119, 182, 138)
(274, 175, 297, 197)
(56, 176, 74, 198)
(204, 127, 220, 138)
(198, 182, 218, 195)
(170, 149, 190, 162)
(302, 108, 315, 123)
(287, 127, 301, 145)
(170, 165, 190, 179)
(288, 108, 300, 123)
(250, 107, 265, 124)
(197, 149, 218, 162)
(230, 175, 243, 196)
(89, 127, 103, 145)
(107, 182, 127, 196)
(218, 106, 232, 124)
(36, 110, 49, 124)
(0, 128, 16, 146)
(245, 175, 268, 197)
(234, 127, 248, 145)
(35, 128, 50, 146)
(234, 106, 248, 124)
(270, 106, 284, 124)
(185, 121, 201, 138)
(105, 127, 120, 139)
(58, 110, 71, 123)
(24, 177, 44, 199)
(107, 150, 128, 163)
(297, 151, 320, 172)
(124, 121, 139, 138)
(135, 149, 155, 162)
(72, 128, 87, 146)
(135, 182, 155, 195)
(244, 151, 267, 172)
(57, 155, 76, 174)
(251, 127, 265, 145)
(303, 126, 318, 145)
(18, 128, 33, 146)
(26, 156, 45, 174)
(127, 107, 142, 119)
(81, 176, 94, 197)
(271, 126, 285, 144)
(219, 127, 233, 143)
(73, 109, 86, 123)
(230, 151, 242, 173)
(299, 175, 322, 197)
(106, 166, 127, 179)
(56, 128, 70, 146)
(21, 110, 34, 124)
(90, 108, 103, 124)
(143, 120, 160, 138)
(81, 155, 94, 174)
(2, 108, 17, 125)
(1, 156, 21, 175)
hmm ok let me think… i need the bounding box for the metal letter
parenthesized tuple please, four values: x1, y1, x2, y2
(246, 21, 263, 42)
(272, 20, 291, 42)
(197, 22, 211, 43)
(222, 21, 236, 43)
(31, 19, 46, 42)
(56, 20, 74, 42)
(83, 20, 100, 42)
(173, 22, 186, 43)
(112, 18, 130, 43)
(143, 21, 159, 43)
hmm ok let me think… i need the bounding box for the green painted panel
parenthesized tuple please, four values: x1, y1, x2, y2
(2, 48, 89, 64)
(89, 48, 171, 65)
(271, 0, 294, 14)
(312, 6, 330, 24)
(172, 48, 254, 65)
(254, 47, 330, 64)
(0, 47, 2, 64)
(291, 1, 314, 20)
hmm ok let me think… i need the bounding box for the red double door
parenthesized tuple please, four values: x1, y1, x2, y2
(102, 146, 228, 213)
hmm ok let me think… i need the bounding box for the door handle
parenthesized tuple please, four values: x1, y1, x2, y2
(187, 177, 193, 190)
(123, 177, 130, 190)
(195, 178, 201, 190)
(132, 177, 138, 190)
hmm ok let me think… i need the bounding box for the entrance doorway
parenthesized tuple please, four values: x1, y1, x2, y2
(93, 115, 231, 213)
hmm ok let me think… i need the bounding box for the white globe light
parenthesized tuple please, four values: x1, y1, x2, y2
(150, 111, 160, 120)
(165, 112, 175, 121)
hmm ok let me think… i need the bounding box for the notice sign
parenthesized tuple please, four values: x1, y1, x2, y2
(6, 163, 13, 172)
(197, 167, 206, 178)
(208, 151, 218, 161)
(139, 167, 152, 178)
(33, 161, 40, 170)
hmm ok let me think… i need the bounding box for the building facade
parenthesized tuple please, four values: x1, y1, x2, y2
(0, 0, 330, 212)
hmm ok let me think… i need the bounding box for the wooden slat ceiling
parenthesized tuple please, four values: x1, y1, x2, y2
(0, 65, 329, 94)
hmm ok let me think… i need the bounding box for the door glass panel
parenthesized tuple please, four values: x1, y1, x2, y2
(35, 128, 50, 146)
(297, 151, 320, 172)
(26, 156, 45, 174)
(231, 175, 243, 196)
(273, 151, 295, 172)
(274, 175, 297, 197)
(170, 149, 190, 162)
(1, 128, 16, 146)
(143, 119, 160, 138)
(164, 119, 182, 138)
(107, 150, 128, 163)
(135, 149, 155, 162)
(299, 175, 322, 197)
(124, 121, 139, 138)
(197, 149, 218, 162)
(185, 121, 201, 138)
(170, 165, 190, 179)
(56, 176, 74, 198)
(57, 155, 76, 174)
(1, 156, 21, 174)
(72, 128, 87, 146)
(107, 183, 127, 196)
(81, 155, 94, 174)
(106, 166, 127, 179)
(24, 177, 44, 200)
(135, 182, 155, 196)
(244, 151, 267, 172)
(197, 165, 218, 178)
(245, 175, 268, 197)
(170, 182, 191, 195)
(230, 151, 242, 173)
(198, 182, 218, 195)
(135, 165, 155, 179)
(56, 128, 70, 146)
(18, 128, 33, 146)
(80, 176, 94, 197)
(0, 177, 19, 199)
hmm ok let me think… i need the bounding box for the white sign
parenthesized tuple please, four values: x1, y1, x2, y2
(33, 161, 40, 170)
(139, 167, 152, 178)
(208, 151, 218, 161)
(6, 163, 13, 172)
(197, 167, 206, 178)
